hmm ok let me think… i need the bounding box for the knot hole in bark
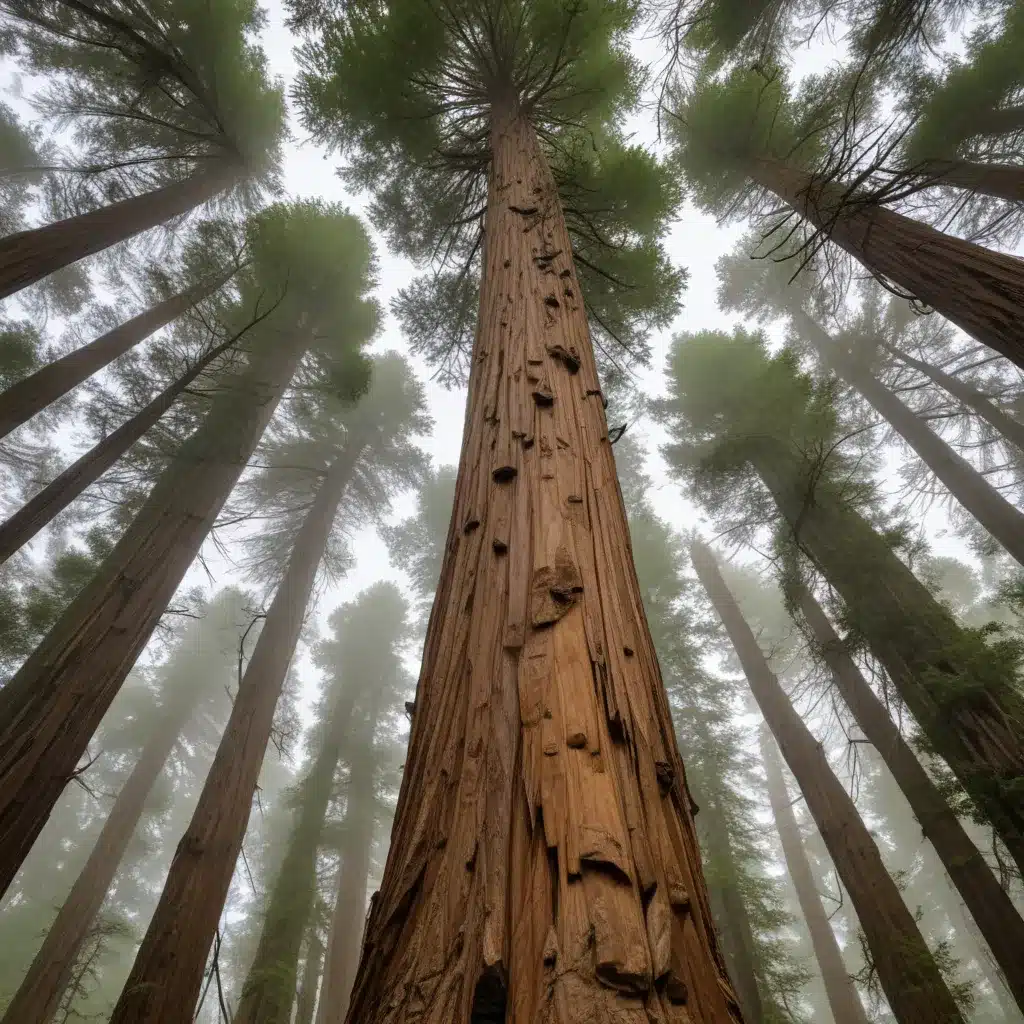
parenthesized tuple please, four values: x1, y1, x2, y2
(469, 965, 507, 1024)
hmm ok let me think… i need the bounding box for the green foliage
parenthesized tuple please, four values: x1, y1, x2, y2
(0, 100, 43, 234)
(0, 319, 41, 390)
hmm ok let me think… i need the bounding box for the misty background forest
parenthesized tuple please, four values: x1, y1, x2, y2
(0, 0, 1022, 1022)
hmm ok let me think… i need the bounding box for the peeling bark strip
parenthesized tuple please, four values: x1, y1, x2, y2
(691, 542, 965, 1024)
(344, 105, 741, 1024)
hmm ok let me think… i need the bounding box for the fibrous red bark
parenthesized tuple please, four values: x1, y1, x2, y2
(344, 103, 741, 1024)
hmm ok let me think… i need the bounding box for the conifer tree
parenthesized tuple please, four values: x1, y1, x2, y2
(0, 0, 285, 299)
(657, 329, 1024, 880)
(0, 201, 378, 898)
(291, 0, 742, 1018)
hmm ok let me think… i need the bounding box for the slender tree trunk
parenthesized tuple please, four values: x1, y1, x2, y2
(972, 104, 1024, 140)
(691, 540, 964, 1024)
(316, 734, 378, 1024)
(0, 163, 237, 302)
(792, 308, 1024, 566)
(749, 440, 1024, 876)
(0, 695, 196, 1024)
(108, 441, 365, 1023)
(295, 928, 325, 1024)
(0, 332, 237, 565)
(750, 157, 1024, 371)
(344, 101, 742, 1024)
(909, 158, 1024, 203)
(793, 585, 1024, 1014)
(880, 341, 1024, 454)
(758, 726, 870, 1024)
(0, 328, 308, 899)
(235, 683, 362, 1023)
(0, 266, 234, 441)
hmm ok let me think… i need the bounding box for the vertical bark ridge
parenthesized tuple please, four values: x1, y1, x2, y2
(344, 105, 741, 1024)
(109, 441, 365, 1023)
(691, 540, 964, 1024)
(794, 586, 1024, 1014)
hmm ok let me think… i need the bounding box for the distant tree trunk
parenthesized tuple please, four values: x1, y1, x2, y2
(295, 928, 325, 1024)
(344, 100, 742, 1024)
(316, 735, 378, 1024)
(909, 159, 1024, 203)
(749, 157, 1024, 372)
(970, 104, 1024, 140)
(0, 330, 238, 565)
(0, 690, 198, 1024)
(0, 265, 235, 441)
(792, 307, 1024, 567)
(691, 540, 964, 1024)
(880, 341, 1024, 454)
(757, 725, 870, 1024)
(749, 440, 1024, 877)
(234, 682, 362, 1023)
(0, 329, 309, 899)
(108, 441, 365, 1024)
(0, 163, 238, 302)
(793, 585, 1024, 1015)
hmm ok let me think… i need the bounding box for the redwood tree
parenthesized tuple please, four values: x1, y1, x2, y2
(0, 202, 377, 899)
(292, 0, 742, 1019)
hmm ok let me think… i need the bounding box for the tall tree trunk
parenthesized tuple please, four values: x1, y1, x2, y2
(344, 101, 742, 1024)
(793, 585, 1024, 1014)
(792, 307, 1024, 566)
(758, 725, 870, 1024)
(316, 730, 378, 1024)
(0, 266, 235, 441)
(909, 158, 1024, 203)
(0, 331, 238, 564)
(295, 927, 325, 1024)
(0, 163, 237, 302)
(108, 441, 365, 1024)
(691, 540, 964, 1024)
(749, 439, 1024, 876)
(0, 328, 308, 899)
(235, 682, 362, 1023)
(880, 341, 1024, 454)
(0, 690, 200, 1024)
(749, 157, 1024, 372)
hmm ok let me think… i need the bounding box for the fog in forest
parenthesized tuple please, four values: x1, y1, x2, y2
(0, 0, 1022, 1022)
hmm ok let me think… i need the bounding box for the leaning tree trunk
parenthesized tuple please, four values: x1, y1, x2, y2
(691, 540, 964, 1024)
(0, 683, 205, 1024)
(793, 584, 1024, 1014)
(235, 681, 362, 1023)
(909, 158, 1024, 203)
(316, 727, 379, 1024)
(295, 927, 325, 1024)
(880, 341, 1024, 454)
(343, 101, 742, 1024)
(109, 441, 365, 1024)
(750, 157, 1024, 372)
(0, 326, 309, 899)
(0, 330, 238, 565)
(0, 265, 235, 441)
(757, 726, 870, 1024)
(792, 307, 1024, 566)
(749, 439, 1024, 876)
(0, 163, 238, 302)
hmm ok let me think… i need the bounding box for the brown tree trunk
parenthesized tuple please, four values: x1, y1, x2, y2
(0, 330, 308, 900)
(0, 700, 193, 1024)
(316, 738, 377, 1024)
(235, 682, 361, 1024)
(0, 266, 234, 441)
(748, 440, 1024, 876)
(750, 157, 1024, 372)
(972, 104, 1024, 140)
(0, 331, 237, 565)
(880, 341, 1024, 454)
(691, 540, 964, 1024)
(108, 441, 364, 1023)
(295, 928, 325, 1024)
(911, 158, 1024, 203)
(0, 163, 237, 302)
(757, 725, 870, 1024)
(792, 307, 1024, 566)
(793, 586, 1024, 1014)
(343, 102, 742, 1024)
